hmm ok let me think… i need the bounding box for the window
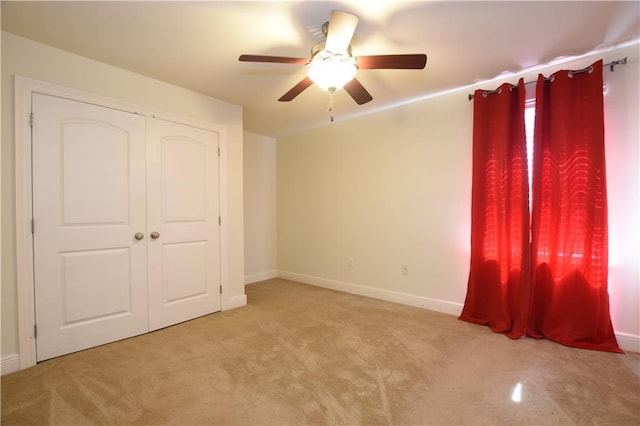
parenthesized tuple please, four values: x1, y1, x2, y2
(524, 100, 535, 210)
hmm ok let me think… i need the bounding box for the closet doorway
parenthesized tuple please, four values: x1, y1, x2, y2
(31, 93, 221, 361)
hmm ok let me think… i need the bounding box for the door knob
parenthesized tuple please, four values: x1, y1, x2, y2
(150, 231, 160, 239)
(134, 232, 144, 240)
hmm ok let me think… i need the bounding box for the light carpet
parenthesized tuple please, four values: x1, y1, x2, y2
(2, 278, 639, 424)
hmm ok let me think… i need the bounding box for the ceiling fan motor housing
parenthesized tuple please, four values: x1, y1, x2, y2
(311, 40, 353, 59)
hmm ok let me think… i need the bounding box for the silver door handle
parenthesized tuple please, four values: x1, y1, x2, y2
(134, 232, 144, 240)
(150, 231, 160, 239)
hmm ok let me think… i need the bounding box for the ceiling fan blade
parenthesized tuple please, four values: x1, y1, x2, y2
(325, 10, 359, 54)
(278, 77, 314, 102)
(343, 78, 373, 105)
(356, 54, 427, 70)
(239, 54, 308, 65)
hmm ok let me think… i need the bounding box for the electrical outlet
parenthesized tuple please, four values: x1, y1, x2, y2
(402, 264, 408, 275)
(348, 258, 355, 268)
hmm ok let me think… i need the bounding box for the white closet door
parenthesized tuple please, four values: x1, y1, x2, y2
(146, 118, 221, 331)
(32, 94, 148, 361)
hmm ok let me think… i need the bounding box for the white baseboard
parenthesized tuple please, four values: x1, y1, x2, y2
(615, 332, 640, 354)
(245, 270, 278, 285)
(278, 270, 463, 316)
(1, 354, 20, 376)
(222, 294, 247, 311)
(277, 270, 640, 354)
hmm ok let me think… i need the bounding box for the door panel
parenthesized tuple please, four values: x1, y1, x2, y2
(163, 139, 207, 222)
(61, 248, 132, 323)
(61, 122, 129, 225)
(33, 94, 148, 361)
(147, 118, 221, 331)
(163, 241, 208, 303)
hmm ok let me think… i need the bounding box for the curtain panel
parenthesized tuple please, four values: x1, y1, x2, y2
(528, 60, 621, 353)
(459, 79, 530, 338)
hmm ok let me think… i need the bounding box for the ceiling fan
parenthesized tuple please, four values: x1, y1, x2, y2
(239, 10, 427, 106)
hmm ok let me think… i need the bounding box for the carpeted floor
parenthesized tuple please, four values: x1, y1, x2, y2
(2, 278, 639, 425)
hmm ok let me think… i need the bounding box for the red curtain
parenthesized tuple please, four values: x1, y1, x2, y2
(459, 80, 530, 338)
(528, 60, 621, 352)
(460, 60, 621, 353)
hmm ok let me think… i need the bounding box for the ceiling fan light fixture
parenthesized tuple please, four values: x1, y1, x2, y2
(308, 51, 357, 92)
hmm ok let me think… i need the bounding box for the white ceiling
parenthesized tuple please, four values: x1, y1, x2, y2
(2, 1, 639, 137)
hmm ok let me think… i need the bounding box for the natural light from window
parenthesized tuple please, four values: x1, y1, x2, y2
(525, 101, 535, 209)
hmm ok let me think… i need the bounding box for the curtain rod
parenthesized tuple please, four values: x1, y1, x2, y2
(467, 57, 627, 101)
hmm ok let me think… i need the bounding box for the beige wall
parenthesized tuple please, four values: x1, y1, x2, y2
(278, 78, 472, 314)
(277, 43, 640, 350)
(1, 32, 245, 358)
(243, 131, 277, 283)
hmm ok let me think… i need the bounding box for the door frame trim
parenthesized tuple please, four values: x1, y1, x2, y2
(14, 76, 229, 370)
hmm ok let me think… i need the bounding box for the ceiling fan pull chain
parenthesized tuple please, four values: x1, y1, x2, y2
(328, 92, 335, 122)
